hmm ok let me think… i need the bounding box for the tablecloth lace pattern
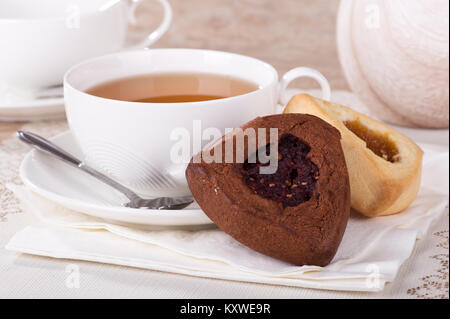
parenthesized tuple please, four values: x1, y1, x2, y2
(0, 120, 68, 222)
(407, 230, 449, 298)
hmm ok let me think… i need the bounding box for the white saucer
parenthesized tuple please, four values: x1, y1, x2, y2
(20, 131, 213, 227)
(0, 97, 65, 121)
(0, 85, 65, 121)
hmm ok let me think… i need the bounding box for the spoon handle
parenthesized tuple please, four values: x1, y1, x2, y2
(17, 130, 140, 202)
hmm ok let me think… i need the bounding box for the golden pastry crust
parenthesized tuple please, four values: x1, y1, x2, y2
(284, 94, 423, 217)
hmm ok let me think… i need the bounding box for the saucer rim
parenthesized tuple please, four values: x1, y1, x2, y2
(19, 130, 213, 226)
(0, 96, 64, 109)
(0, 96, 65, 121)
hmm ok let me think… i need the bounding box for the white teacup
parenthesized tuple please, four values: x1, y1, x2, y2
(64, 49, 331, 197)
(0, 0, 172, 90)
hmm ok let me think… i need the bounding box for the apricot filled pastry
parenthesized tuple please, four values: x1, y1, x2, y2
(284, 94, 423, 217)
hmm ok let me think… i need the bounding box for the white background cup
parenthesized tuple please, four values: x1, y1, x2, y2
(0, 0, 172, 90)
(64, 49, 331, 197)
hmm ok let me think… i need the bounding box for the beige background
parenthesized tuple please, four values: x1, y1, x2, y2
(139, 0, 348, 88)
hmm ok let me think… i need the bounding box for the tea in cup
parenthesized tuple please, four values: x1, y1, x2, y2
(64, 49, 331, 196)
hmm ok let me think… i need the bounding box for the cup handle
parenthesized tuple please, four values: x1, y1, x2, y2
(278, 67, 331, 106)
(126, 0, 172, 49)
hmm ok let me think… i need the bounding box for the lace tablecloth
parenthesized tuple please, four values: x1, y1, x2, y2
(0, 113, 448, 298)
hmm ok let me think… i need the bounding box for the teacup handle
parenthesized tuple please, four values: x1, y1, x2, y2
(279, 67, 331, 106)
(126, 0, 173, 49)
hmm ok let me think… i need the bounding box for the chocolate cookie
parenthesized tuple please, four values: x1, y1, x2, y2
(186, 114, 350, 266)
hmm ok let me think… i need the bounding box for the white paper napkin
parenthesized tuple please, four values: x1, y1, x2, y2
(5, 143, 449, 292)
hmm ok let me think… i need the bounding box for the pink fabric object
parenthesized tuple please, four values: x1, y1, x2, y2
(337, 0, 449, 128)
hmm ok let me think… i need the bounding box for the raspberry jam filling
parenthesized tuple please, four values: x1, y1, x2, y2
(240, 134, 319, 207)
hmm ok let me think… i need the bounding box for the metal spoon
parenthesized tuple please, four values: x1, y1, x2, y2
(17, 131, 194, 210)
